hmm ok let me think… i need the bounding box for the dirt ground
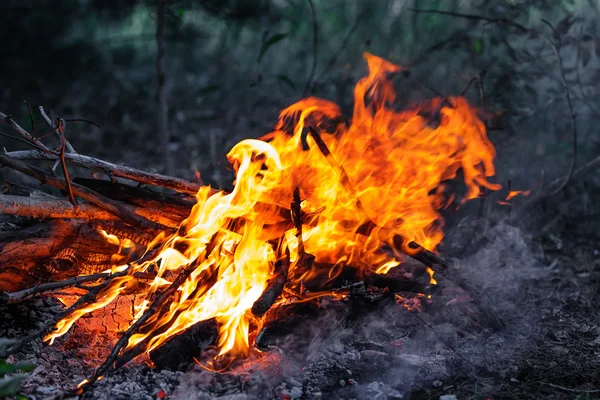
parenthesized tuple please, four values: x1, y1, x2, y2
(2, 184, 599, 399)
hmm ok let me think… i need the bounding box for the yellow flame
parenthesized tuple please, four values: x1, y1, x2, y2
(47, 53, 500, 363)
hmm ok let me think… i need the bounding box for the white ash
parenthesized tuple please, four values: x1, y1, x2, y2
(3, 222, 549, 399)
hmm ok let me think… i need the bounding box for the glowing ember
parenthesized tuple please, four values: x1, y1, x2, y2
(44, 52, 500, 366)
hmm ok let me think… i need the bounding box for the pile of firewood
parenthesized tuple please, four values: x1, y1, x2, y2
(1, 106, 599, 397)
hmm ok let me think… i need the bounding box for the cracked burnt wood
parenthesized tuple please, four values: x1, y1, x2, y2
(0, 218, 148, 292)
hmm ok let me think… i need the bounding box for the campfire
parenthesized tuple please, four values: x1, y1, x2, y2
(0, 53, 503, 396)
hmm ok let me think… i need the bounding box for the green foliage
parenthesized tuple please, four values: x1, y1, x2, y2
(0, 339, 35, 398)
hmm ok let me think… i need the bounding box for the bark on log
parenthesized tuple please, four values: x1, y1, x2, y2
(0, 153, 160, 231)
(0, 219, 150, 292)
(0, 194, 182, 229)
(73, 177, 194, 223)
(6, 150, 202, 195)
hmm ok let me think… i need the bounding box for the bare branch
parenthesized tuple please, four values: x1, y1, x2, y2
(0, 111, 49, 150)
(509, 154, 600, 223)
(0, 153, 160, 230)
(5, 150, 203, 194)
(0, 194, 181, 228)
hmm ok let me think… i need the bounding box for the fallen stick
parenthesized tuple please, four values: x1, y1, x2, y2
(0, 265, 133, 358)
(114, 262, 221, 370)
(74, 255, 209, 395)
(6, 149, 202, 194)
(0, 219, 119, 292)
(0, 194, 181, 228)
(0, 271, 156, 304)
(0, 111, 49, 151)
(251, 250, 291, 317)
(0, 153, 159, 230)
(509, 154, 600, 223)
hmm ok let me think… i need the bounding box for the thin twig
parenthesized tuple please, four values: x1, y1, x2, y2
(1, 271, 157, 305)
(0, 111, 49, 150)
(303, 0, 318, 96)
(6, 150, 203, 194)
(540, 19, 577, 196)
(64, 118, 101, 128)
(23, 101, 35, 138)
(39, 106, 76, 153)
(291, 187, 305, 254)
(408, 8, 529, 32)
(509, 154, 600, 223)
(0, 132, 43, 149)
(0, 266, 133, 357)
(0, 272, 110, 304)
(57, 119, 77, 206)
(540, 382, 600, 393)
(408, 9, 578, 200)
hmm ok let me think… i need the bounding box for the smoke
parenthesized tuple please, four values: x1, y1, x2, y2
(171, 220, 548, 399)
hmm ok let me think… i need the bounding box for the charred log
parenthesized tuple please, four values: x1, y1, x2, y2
(251, 251, 291, 317)
(149, 319, 218, 371)
(0, 218, 153, 292)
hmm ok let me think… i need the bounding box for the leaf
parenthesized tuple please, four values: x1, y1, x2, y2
(258, 33, 288, 62)
(581, 47, 591, 68)
(0, 362, 35, 376)
(0, 375, 23, 397)
(177, 8, 185, 17)
(276, 74, 296, 90)
(473, 38, 483, 54)
(196, 85, 219, 96)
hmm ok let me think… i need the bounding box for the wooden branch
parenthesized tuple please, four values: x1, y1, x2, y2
(0, 220, 115, 292)
(509, 154, 600, 223)
(57, 120, 77, 206)
(0, 153, 160, 230)
(39, 107, 76, 153)
(0, 218, 157, 292)
(0, 194, 181, 228)
(251, 250, 290, 317)
(76, 256, 207, 394)
(0, 265, 133, 358)
(0, 111, 49, 150)
(72, 177, 194, 223)
(114, 262, 220, 370)
(0, 272, 110, 304)
(5, 150, 202, 194)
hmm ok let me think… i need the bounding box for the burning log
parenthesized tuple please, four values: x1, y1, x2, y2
(0, 219, 119, 292)
(251, 250, 291, 317)
(0, 194, 181, 229)
(0, 153, 159, 231)
(0, 52, 532, 397)
(5, 149, 202, 195)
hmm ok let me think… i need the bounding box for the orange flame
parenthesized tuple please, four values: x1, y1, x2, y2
(46, 53, 500, 363)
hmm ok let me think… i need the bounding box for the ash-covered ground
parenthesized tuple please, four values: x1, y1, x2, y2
(3, 203, 599, 400)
